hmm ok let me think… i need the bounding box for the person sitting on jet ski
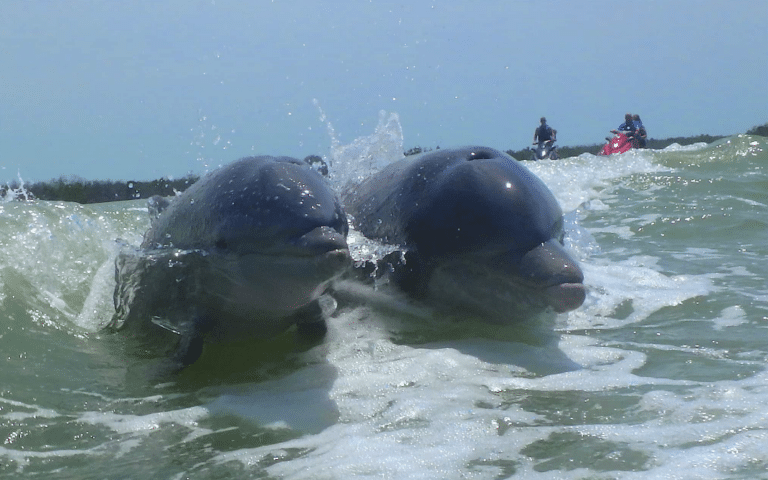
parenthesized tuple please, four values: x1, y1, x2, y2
(612, 113, 637, 137)
(533, 117, 557, 144)
(632, 114, 647, 148)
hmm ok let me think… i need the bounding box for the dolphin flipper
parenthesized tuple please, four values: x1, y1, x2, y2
(149, 311, 215, 371)
(172, 327, 206, 369)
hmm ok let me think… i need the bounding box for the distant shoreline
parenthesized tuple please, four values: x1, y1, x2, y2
(4, 124, 766, 205)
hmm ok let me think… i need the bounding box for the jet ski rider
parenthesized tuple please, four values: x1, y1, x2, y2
(611, 113, 637, 139)
(533, 117, 557, 145)
(632, 114, 648, 148)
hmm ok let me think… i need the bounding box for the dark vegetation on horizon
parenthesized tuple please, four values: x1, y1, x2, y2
(4, 124, 766, 204)
(5, 175, 200, 204)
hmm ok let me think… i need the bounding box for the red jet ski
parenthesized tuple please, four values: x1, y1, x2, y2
(598, 132, 634, 155)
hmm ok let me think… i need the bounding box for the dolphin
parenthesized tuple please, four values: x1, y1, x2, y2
(342, 146, 585, 321)
(105, 156, 351, 370)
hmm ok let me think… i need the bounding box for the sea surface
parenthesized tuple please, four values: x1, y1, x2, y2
(1, 120, 767, 479)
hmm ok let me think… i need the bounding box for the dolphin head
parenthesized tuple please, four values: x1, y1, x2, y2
(145, 157, 347, 253)
(399, 147, 586, 318)
(202, 157, 349, 259)
(142, 156, 351, 320)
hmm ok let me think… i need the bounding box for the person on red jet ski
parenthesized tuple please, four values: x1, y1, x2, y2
(599, 113, 640, 155)
(611, 113, 637, 139)
(632, 114, 647, 148)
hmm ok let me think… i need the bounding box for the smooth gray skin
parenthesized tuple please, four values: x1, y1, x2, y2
(343, 146, 585, 321)
(107, 156, 351, 370)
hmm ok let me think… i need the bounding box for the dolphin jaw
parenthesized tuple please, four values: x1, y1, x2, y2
(292, 226, 350, 257)
(422, 238, 586, 320)
(542, 283, 587, 313)
(190, 247, 349, 323)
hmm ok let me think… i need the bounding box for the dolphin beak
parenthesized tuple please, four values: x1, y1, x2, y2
(294, 226, 350, 257)
(518, 239, 586, 313)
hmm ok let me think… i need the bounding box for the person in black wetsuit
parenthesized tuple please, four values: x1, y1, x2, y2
(533, 117, 557, 144)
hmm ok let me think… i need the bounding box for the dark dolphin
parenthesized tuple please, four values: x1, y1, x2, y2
(106, 156, 351, 370)
(343, 146, 585, 321)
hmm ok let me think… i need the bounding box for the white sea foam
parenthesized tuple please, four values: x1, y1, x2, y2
(79, 405, 210, 436)
(570, 259, 714, 330)
(204, 303, 768, 479)
(525, 149, 667, 213)
(712, 305, 748, 330)
(661, 142, 710, 152)
(205, 363, 341, 434)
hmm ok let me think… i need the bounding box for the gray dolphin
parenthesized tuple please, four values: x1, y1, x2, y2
(343, 146, 585, 321)
(106, 156, 351, 370)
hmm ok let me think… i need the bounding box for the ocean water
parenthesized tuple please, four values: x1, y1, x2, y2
(0, 121, 767, 479)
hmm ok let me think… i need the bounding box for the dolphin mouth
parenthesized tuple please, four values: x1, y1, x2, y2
(244, 225, 351, 281)
(514, 239, 586, 312)
(542, 283, 587, 313)
(197, 230, 351, 316)
(424, 239, 586, 321)
(235, 226, 349, 260)
(292, 226, 350, 257)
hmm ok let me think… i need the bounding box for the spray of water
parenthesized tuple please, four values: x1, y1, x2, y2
(188, 109, 235, 173)
(312, 102, 409, 275)
(1, 171, 34, 202)
(313, 100, 405, 193)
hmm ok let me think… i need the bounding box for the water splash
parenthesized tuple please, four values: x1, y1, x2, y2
(188, 110, 235, 173)
(313, 103, 409, 269)
(1, 171, 34, 202)
(314, 101, 405, 193)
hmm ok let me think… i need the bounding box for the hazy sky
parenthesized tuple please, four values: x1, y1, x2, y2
(2, 0, 766, 182)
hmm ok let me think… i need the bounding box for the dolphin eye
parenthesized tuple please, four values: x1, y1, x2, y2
(215, 239, 228, 250)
